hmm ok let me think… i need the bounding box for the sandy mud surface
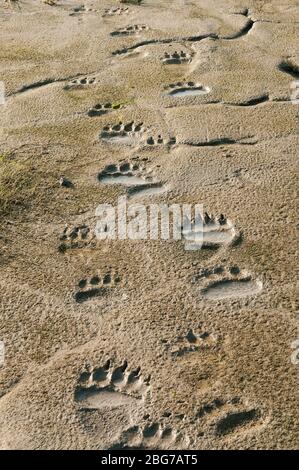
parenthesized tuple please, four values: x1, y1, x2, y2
(0, 0, 298, 450)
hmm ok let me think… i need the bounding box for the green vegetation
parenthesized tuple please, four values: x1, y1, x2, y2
(0, 153, 37, 217)
(111, 99, 132, 109)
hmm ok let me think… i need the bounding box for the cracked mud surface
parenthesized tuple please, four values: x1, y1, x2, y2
(0, 0, 298, 450)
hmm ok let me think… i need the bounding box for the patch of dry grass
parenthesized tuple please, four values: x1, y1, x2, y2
(0, 153, 38, 217)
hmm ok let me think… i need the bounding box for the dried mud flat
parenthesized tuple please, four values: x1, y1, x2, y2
(0, 0, 298, 450)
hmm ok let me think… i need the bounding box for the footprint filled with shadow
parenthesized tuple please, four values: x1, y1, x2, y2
(103, 6, 130, 17)
(144, 134, 176, 147)
(70, 5, 100, 16)
(110, 24, 148, 36)
(74, 271, 121, 303)
(162, 50, 193, 65)
(58, 224, 96, 252)
(64, 76, 96, 90)
(87, 102, 123, 117)
(214, 408, 262, 436)
(195, 396, 264, 437)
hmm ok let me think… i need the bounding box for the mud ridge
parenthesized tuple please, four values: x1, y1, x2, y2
(113, 15, 257, 57)
(278, 60, 299, 79)
(223, 19, 255, 40)
(112, 34, 218, 55)
(182, 137, 257, 147)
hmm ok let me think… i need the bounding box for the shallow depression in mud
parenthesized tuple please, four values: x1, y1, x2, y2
(201, 279, 263, 300)
(168, 86, 210, 97)
(75, 388, 140, 409)
(98, 174, 147, 186)
(183, 230, 234, 244)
